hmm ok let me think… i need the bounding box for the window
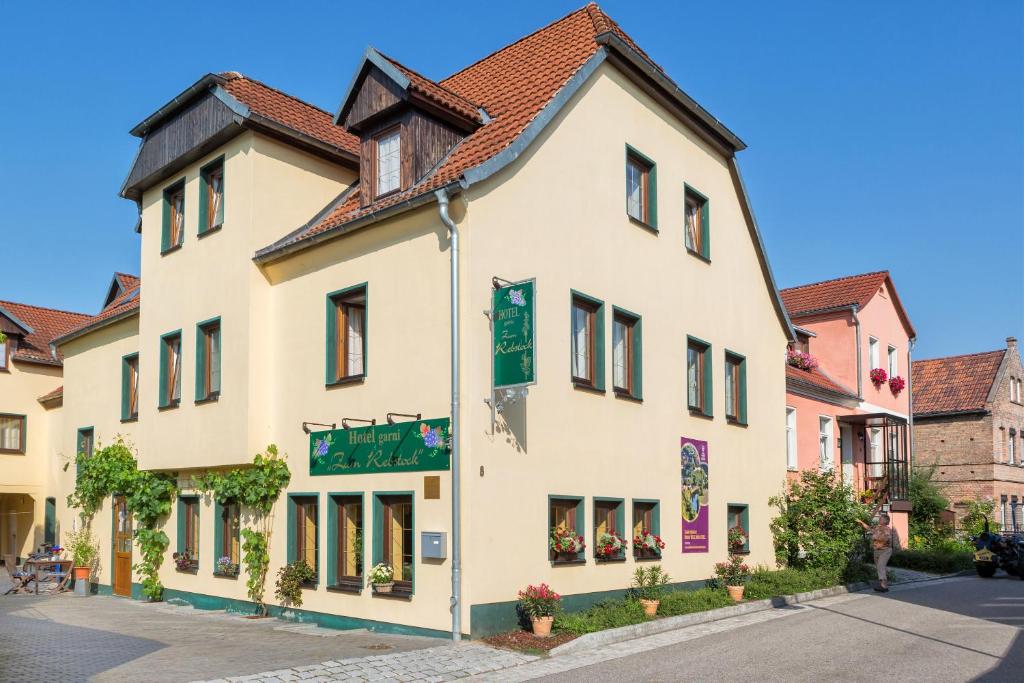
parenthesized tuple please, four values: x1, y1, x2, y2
(1000, 495, 1008, 529)
(0, 335, 8, 371)
(632, 500, 661, 559)
(326, 285, 366, 384)
(74, 427, 92, 478)
(888, 345, 898, 378)
(0, 414, 26, 454)
(330, 494, 363, 590)
(792, 333, 810, 356)
(162, 180, 185, 252)
(571, 293, 604, 389)
(214, 499, 240, 574)
(289, 495, 319, 583)
(727, 504, 750, 553)
(725, 352, 747, 424)
(549, 496, 584, 563)
(684, 185, 710, 259)
(868, 427, 882, 479)
(199, 158, 224, 234)
(195, 319, 221, 402)
(687, 337, 712, 417)
(374, 493, 413, 592)
(785, 407, 797, 470)
(612, 309, 641, 399)
(869, 337, 879, 370)
(625, 147, 656, 227)
(159, 331, 182, 408)
(1010, 430, 1017, 465)
(818, 417, 834, 471)
(177, 496, 200, 570)
(593, 498, 625, 561)
(374, 128, 401, 197)
(121, 353, 139, 421)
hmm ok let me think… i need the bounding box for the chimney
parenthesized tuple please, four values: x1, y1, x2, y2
(1008, 337, 1018, 351)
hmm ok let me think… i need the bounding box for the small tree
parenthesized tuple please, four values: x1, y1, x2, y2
(961, 499, 1000, 539)
(908, 466, 954, 549)
(770, 470, 868, 576)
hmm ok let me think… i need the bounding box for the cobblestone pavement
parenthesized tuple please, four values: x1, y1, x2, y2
(0, 593, 442, 682)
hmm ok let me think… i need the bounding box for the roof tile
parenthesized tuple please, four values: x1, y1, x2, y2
(0, 301, 91, 364)
(912, 350, 1005, 415)
(780, 272, 889, 317)
(786, 364, 858, 399)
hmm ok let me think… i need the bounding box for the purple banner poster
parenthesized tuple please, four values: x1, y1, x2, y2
(681, 436, 709, 553)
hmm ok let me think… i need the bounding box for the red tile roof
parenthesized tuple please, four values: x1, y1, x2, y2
(912, 350, 1005, 416)
(786, 364, 858, 399)
(781, 271, 890, 317)
(0, 301, 91, 365)
(53, 279, 141, 347)
(220, 73, 360, 157)
(261, 3, 672, 255)
(38, 385, 63, 403)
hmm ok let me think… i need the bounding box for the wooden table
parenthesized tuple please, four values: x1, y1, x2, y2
(22, 558, 72, 594)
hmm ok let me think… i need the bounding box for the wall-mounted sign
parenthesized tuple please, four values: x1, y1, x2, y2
(309, 418, 450, 476)
(492, 279, 535, 390)
(681, 436, 709, 553)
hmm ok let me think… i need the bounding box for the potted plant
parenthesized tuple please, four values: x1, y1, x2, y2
(728, 525, 747, 553)
(368, 562, 395, 593)
(64, 527, 98, 592)
(594, 531, 626, 560)
(517, 583, 561, 638)
(274, 560, 316, 607)
(633, 529, 666, 558)
(786, 348, 819, 371)
(549, 527, 585, 561)
(889, 375, 906, 396)
(715, 554, 751, 602)
(869, 368, 888, 389)
(216, 556, 238, 576)
(631, 565, 670, 617)
(172, 550, 196, 572)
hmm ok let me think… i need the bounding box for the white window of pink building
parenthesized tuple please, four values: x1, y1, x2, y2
(786, 407, 797, 470)
(887, 345, 898, 377)
(818, 416, 833, 471)
(869, 337, 879, 369)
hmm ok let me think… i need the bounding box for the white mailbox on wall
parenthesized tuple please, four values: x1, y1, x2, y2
(421, 531, 447, 560)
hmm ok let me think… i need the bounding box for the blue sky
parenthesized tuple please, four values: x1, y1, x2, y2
(0, 1, 1020, 359)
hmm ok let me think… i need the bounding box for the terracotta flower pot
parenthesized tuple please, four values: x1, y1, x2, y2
(640, 599, 659, 617)
(531, 615, 554, 638)
(727, 585, 745, 602)
(373, 582, 394, 594)
(73, 566, 91, 581)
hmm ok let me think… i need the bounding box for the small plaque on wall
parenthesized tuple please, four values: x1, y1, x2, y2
(424, 475, 441, 500)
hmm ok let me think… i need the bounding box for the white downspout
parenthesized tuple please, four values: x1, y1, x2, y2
(436, 188, 462, 641)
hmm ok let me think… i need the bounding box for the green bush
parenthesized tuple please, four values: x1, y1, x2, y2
(743, 566, 839, 600)
(554, 598, 646, 635)
(658, 588, 733, 616)
(889, 549, 973, 574)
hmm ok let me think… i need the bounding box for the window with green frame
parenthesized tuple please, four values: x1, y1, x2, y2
(570, 291, 605, 390)
(328, 493, 364, 591)
(687, 336, 713, 417)
(593, 498, 625, 561)
(684, 184, 710, 260)
(158, 330, 182, 409)
(287, 494, 319, 585)
(195, 318, 221, 402)
(199, 157, 224, 235)
(213, 499, 240, 575)
(612, 307, 642, 399)
(725, 351, 747, 425)
(625, 145, 657, 229)
(326, 284, 367, 385)
(176, 495, 200, 571)
(161, 179, 185, 253)
(373, 492, 414, 595)
(121, 353, 139, 421)
(632, 499, 662, 559)
(74, 426, 93, 478)
(549, 495, 585, 563)
(727, 503, 750, 553)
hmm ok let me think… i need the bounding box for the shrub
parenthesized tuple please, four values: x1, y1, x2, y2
(518, 583, 561, 618)
(64, 526, 99, 569)
(274, 560, 315, 607)
(553, 599, 646, 635)
(889, 549, 973, 574)
(714, 555, 751, 586)
(631, 565, 670, 601)
(742, 566, 839, 600)
(657, 588, 733, 616)
(961, 499, 1000, 539)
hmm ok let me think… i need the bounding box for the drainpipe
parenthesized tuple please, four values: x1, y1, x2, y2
(907, 338, 916, 468)
(436, 188, 462, 642)
(852, 306, 863, 399)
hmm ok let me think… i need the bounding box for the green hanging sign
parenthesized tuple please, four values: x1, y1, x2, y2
(492, 279, 536, 389)
(309, 418, 450, 476)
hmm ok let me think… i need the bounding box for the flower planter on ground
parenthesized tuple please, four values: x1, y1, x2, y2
(518, 583, 561, 638)
(530, 615, 554, 638)
(639, 598, 659, 617)
(631, 565, 669, 617)
(726, 585, 745, 601)
(72, 566, 91, 581)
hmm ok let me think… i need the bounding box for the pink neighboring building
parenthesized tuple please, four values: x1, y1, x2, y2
(781, 272, 917, 547)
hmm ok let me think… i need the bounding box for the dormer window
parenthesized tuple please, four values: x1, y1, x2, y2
(374, 127, 401, 197)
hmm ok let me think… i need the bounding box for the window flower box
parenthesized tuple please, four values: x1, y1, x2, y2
(549, 527, 585, 562)
(215, 556, 239, 577)
(594, 532, 627, 561)
(786, 348, 819, 371)
(889, 375, 906, 396)
(172, 551, 197, 573)
(869, 368, 888, 389)
(632, 530, 665, 559)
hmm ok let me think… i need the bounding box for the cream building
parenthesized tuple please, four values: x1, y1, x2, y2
(51, 4, 794, 637)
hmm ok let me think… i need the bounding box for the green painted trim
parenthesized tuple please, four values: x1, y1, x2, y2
(625, 144, 657, 229)
(161, 178, 186, 253)
(44, 497, 56, 545)
(593, 497, 625, 559)
(287, 493, 320, 585)
(612, 306, 642, 399)
(687, 335, 713, 418)
(326, 492, 365, 587)
(213, 498, 240, 573)
(725, 350, 747, 425)
(120, 353, 138, 421)
(631, 498, 661, 537)
(548, 494, 586, 562)
(194, 317, 221, 402)
(198, 156, 225, 235)
(569, 290, 605, 391)
(469, 579, 707, 638)
(684, 183, 710, 260)
(177, 495, 199, 560)
(371, 490, 415, 594)
(158, 330, 182, 409)
(728, 502, 750, 553)
(74, 426, 93, 479)
(325, 283, 368, 385)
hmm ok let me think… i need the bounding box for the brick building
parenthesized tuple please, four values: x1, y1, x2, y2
(913, 337, 1024, 529)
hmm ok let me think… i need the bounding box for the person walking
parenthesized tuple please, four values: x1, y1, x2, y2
(858, 508, 893, 592)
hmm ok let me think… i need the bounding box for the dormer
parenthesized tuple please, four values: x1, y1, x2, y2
(334, 48, 485, 206)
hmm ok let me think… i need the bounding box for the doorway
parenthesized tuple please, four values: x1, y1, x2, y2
(112, 496, 133, 596)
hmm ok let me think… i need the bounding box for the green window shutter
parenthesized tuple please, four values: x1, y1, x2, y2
(158, 338, 168, 408)
(176, 498, 186, 555)
(703, 344, 714, 418)
(194, 325, 206, 402)
(213, 500, 223, 572)
(615, 500, 625, 536)
(742, 505, 750, 552)
(648, 162, 658, 229)
(326, 496, 338, 587)
(575, 498, 586, 561)
(120, 356, 130, 420)
(701, 198, 710, 259)
(594, 303, 605, 391)
(198, 171, 208, 235)
(652, 501, 661, 536)
(325, 295, 338, 384)
(44, 498, 56, 545)
(371, 494, 383, 568)
(739, 357, 748, 424)
(287, 495, 297, 564)
(633, 316, 643, 399)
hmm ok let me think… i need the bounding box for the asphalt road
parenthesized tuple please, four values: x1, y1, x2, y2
(542, 575, 1024, 683)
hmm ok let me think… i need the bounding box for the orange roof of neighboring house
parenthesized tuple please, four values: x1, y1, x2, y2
(0, 300, 91, 365)
(38, 385, 63, 404)
(912, 350, 1006, 416)
(786, 364, 858, 400)
(258, 3, 737, 258)
(53, 279, 141, 347)
(781, 271, 890, 317)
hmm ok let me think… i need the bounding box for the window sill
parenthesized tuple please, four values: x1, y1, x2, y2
(685, 247, 711, 264)
(326, 374, 365, 389)
(595, 555, 627, 563)
(213, 570, 239, 579)
(633, 553, 663, 562)
(120, 416, 138, 424)
(0, 450, 26, 455)
(175, 566, 198, 575)
(688, 408, 713, 420)
(372, 586, 413, 599)
(161, 244, 183, 256)
(327, 581, 363, 594)
(627, 215, 658, 234)
(158, 401, 181, 412)
(730, 550, 751, 556)
(572, 381, 605, 395)
(551, 557, 587, 566)
(614, 390, 643, 403)
(195, 394, 220, 406)
(198, 224, 222, 240)
(726, 418, 748, 428)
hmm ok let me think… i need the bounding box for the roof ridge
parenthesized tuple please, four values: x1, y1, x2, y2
(114, 271, 139, 279)
(781, 270, 889, 293)
(915, 349, 1006, 364)
(440, 4, 592, 86)
(0, 299, 91, 319)
(226, 72, 335, 118)
(377, 51, 482, 108)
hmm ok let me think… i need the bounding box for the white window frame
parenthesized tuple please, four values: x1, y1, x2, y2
(785, 407, 798, 470)
(375, 128, 401, 197)
(818, 416, 834, 472)
(869, 337, 879, 369)
(887, 345, 898, 377)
